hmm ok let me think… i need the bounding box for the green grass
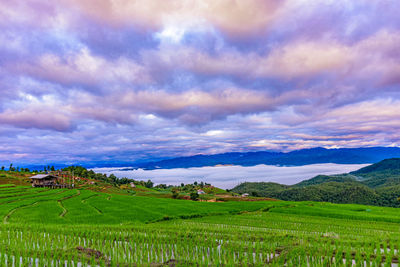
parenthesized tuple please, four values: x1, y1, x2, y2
(0, 186, 281, 225)
(0, 184, 16, 187)
(1, 185, 400, 265)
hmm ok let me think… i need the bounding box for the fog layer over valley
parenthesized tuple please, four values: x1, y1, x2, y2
(93, 163, 369, 189)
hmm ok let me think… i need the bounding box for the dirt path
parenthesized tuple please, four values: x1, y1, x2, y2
(57, 200, 67, 217)
(81, 194, 98, 203)
(82, 194, 103, 214)
(3, 202, 39, 224)
(58, 190, 81, 217)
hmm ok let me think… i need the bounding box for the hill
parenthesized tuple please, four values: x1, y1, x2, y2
(351, 158, 400, 175)
(2, 165, 400, 265)
(232, 158, 400, 207)
(136, 147, 400, 169)
(293, 174, 358, 187)
(1, 184, 400, 265)
(229, 182, 288, 197)
(277, 182, 378, 205)
(350, 158, 400, 188)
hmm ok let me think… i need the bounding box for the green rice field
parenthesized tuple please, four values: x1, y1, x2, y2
(1, 185, 400, 266)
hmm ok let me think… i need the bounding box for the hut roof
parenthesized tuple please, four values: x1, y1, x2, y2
(30, 174, 57, 180)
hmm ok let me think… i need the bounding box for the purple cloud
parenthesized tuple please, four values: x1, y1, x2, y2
(0, 0, 400, 164)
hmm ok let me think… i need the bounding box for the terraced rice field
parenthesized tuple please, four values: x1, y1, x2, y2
(1, 185, 400, 266)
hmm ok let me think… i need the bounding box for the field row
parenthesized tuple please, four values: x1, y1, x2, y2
(0, 186, 284, 225)
(1, 186, 400, 265)
(1, 211, 400, 266)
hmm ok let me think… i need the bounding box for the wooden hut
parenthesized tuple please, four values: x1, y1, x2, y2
(30, 174, 58, 187)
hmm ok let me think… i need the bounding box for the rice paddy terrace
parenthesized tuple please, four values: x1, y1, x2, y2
(1, 184, 400, 266)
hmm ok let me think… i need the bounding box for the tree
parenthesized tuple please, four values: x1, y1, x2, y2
(109, 174, 117, 183)
(190, 192, 199, 201)
(251, 191, 259, 197)
(156, 184, 167, 189)
(1, 166, 4, 171)
(194, 181, 198, 186)
(9, 163, 13, 171)
(181, 183, 184, 187)
(172, 189, 179, 199)
(51, 166, 55, 171)
(145, 180, 154, 188)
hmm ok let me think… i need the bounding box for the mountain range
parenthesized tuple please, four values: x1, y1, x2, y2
(135, 147, 400, 170)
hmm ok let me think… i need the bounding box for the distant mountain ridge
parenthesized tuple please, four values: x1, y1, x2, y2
(136, 147, 400, 170)
(231, 158, 400, 207)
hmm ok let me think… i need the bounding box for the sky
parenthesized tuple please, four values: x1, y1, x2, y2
(1, 0, 400, 165)
(94, 163, 369, 189)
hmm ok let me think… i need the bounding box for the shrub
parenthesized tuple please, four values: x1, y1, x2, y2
(190, 192, 199, 201)
(172, 189, 179, 199)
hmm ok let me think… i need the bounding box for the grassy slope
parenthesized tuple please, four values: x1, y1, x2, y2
(5, 168, 400, 265)
(0, 171, 32, 186)
(3, 185, 400, 226)
(1, 184, 400, 264)
(1, 196, 400, 265)
(1, 186, 280, 225)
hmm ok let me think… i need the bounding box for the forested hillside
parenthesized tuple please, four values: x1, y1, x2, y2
(232, 159, 400, 207)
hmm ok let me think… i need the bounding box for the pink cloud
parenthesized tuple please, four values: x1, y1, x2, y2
(9, 48, 152, 87)
(1, 0, 400, 164)
(141, 31, 400, 82)
(0, 1, 71, 30)
(0, 108, 72, 131)
(64, 0, 285, 36)
(69, 87, 278, 125)
(258, 41, 352, 78)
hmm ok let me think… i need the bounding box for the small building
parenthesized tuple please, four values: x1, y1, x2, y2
(130, 182, 136, 188)
(30, 174, 58, 187)
(241, 193, 249, 197)
(197, 189, 206, 195)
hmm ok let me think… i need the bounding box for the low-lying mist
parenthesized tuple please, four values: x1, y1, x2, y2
(93, 163, 369, 189)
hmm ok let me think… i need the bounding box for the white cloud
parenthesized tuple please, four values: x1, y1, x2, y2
(94, 163, 369, 189)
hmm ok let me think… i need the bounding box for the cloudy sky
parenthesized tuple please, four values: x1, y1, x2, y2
(1, 0, 400, 165)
